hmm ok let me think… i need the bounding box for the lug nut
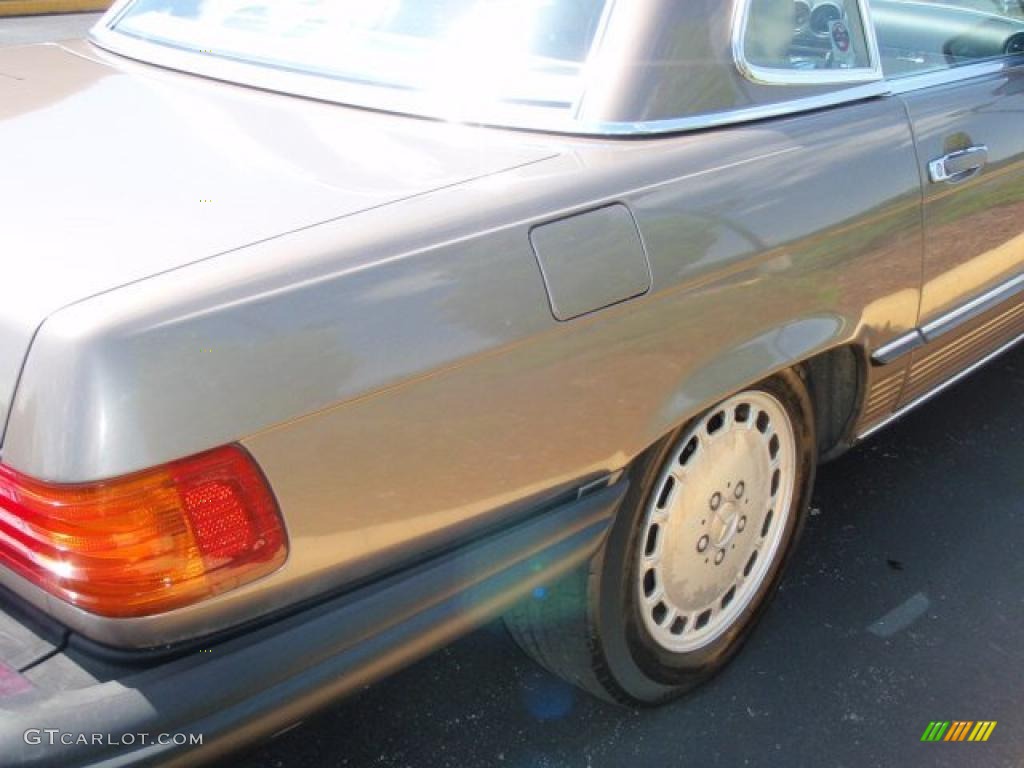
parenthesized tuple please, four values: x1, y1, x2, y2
(714, 549, 725, 565)
(710, 492, 722, 511)
(738, 516, 747, 533)
(735, 482, 745, 499)
(697, 535, 709, 553)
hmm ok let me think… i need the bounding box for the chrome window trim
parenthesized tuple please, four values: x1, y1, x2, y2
(88, 0, 893, 136)
(578, 81, 892, 135)
(732, 0, 885, 86)
(885, 56, 1023, 94)
(87, 23, 892, 137)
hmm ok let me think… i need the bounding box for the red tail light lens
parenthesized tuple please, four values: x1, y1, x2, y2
(0, 445, 287, 618)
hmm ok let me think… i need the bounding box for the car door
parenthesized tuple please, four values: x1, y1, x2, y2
(869, 0, 1024, 405)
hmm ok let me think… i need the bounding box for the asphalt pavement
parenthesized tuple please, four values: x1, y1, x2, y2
(232, 344, 1024, 768)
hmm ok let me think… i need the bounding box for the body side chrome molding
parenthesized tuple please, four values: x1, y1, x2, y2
(921, 273, 1024, 342)
(871, 271, 1024, 366)
(859, 328, 1024, 441)
(871, 329, 926, 365)
(864, 271, 1024, 438)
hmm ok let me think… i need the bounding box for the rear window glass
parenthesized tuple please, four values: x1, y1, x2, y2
(112, 0, 611, 109)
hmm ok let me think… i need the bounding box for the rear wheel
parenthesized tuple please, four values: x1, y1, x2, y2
(504, 370, 816, 704)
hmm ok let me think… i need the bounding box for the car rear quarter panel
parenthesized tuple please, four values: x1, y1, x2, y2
(2, 98, 923, 645)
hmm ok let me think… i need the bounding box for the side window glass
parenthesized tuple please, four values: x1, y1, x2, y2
(739, 0, 876, 79)
(870, 0, 1024, 78)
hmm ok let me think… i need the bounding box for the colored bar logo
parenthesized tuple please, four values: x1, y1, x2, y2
(921, 721, 997, 742)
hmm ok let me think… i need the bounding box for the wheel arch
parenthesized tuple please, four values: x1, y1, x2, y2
(799, 343, 868, 462)
(646, 317, 868, 466)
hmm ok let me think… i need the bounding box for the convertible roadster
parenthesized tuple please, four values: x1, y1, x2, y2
(1, 0, 1022, 765)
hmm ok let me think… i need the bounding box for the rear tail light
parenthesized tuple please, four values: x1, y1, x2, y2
(0, 445, 287, 618)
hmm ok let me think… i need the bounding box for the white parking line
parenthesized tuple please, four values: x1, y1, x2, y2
(867, 592, 930, 638)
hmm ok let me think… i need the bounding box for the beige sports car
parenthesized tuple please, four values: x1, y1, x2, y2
(1, 0, 1022, 765)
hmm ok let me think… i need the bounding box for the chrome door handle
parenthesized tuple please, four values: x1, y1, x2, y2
(928, 145, 989, 183)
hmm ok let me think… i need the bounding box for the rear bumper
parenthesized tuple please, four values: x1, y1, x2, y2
(0, 480, 626, 767)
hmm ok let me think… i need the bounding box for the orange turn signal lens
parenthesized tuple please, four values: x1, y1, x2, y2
(0, 445, 287, 618)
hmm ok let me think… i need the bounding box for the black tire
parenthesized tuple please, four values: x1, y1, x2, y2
(503, 369, 817, 705)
